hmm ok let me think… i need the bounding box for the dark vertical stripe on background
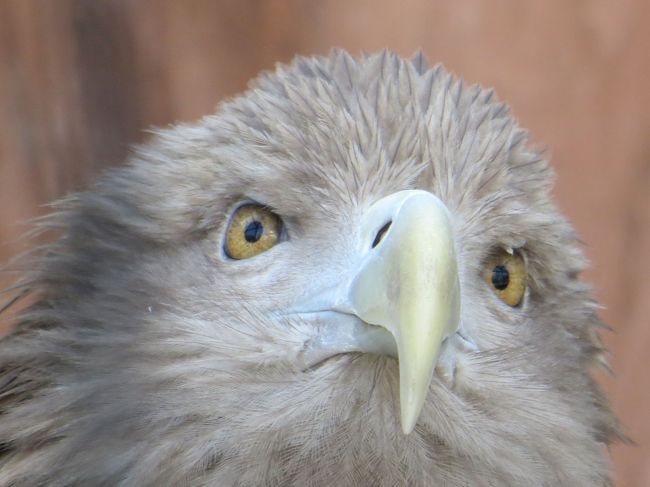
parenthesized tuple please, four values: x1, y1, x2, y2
(70, 0, 140, 170)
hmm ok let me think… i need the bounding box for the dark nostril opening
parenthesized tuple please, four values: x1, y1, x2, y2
(372, 221, 392, 248)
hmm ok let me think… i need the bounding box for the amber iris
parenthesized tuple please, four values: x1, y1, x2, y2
(225, 205, 282, 259)
(484, 249, 527, 307)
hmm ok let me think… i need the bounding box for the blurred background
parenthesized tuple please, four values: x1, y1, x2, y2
(0, 1, 648, 485)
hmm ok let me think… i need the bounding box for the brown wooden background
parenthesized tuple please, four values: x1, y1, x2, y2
(1, 1, 648, 485)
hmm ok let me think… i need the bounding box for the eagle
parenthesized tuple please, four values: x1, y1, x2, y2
(0, 50, 617, 486)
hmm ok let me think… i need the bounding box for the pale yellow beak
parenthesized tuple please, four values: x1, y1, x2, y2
(348, 190, 460, 434)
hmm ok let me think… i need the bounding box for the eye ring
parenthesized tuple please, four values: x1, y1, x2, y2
(224, 204, 283, 260)
(483, 248, 527, 307)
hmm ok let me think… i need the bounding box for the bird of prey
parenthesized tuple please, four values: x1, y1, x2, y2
(0, 50, 617, 486)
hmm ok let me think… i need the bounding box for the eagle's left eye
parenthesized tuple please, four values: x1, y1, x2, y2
(224, 204, 282, 259)
(484, 248, 527, 307)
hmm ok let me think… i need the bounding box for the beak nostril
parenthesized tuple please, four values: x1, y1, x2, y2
(372, 221, 392, 248)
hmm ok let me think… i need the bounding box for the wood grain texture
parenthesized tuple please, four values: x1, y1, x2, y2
(1, 1, 648, 485)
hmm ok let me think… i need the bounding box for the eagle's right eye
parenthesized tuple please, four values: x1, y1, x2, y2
(224, 204, 282, 260)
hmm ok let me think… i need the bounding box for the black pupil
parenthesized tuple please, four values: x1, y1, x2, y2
(244, 220, 264, 243)
(491, 265, 510, 290)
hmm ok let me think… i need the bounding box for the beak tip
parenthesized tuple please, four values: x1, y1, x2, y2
(400, 400, 422, 435)
(400, 411, 418, 435)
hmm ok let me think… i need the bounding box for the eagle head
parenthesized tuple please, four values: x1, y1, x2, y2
(0, 50, 617, 486)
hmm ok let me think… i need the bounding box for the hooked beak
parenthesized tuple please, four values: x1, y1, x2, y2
(296, 190, 460, 434)
(345, 190, 460, 433)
